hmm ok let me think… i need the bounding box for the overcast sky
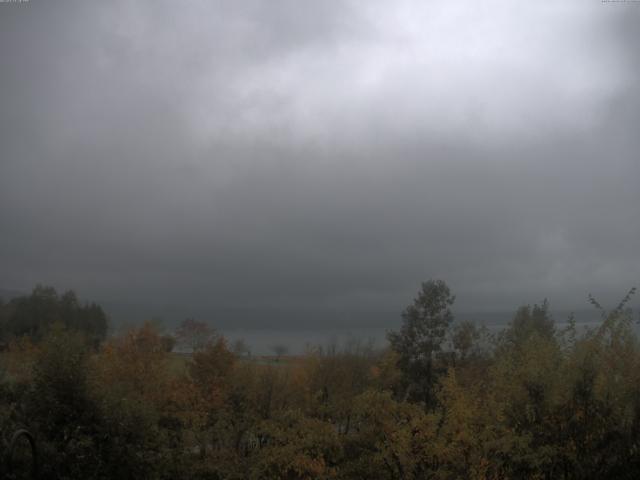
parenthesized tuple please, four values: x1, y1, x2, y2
(1, 0, 638, 329)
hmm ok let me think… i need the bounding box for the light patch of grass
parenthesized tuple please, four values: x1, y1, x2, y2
(167, 352, 191, 377)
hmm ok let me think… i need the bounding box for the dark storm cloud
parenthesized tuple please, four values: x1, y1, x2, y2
(1, 0, 638, 328)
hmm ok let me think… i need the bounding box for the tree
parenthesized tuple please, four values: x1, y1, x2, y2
(189, 337, 236, 392)
(233, 338, 251, 357)
(303, 339, 377, 431)
(28, 326, 100, 479)
(6, 285, 60, 339)
(175, 318, 216, 352)
(387, 279, 455, 407)
(451, 320, 492, 366)
(501, 299, 555, 350)
(250, 410, 341, 480)
(174, 337, 237, 462)
(341, 389, 427, 479)
(2, 286, 108, 343)
(90, 322, 170, 478)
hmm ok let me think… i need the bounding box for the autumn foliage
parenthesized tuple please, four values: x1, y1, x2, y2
(0, 283, 639, 479)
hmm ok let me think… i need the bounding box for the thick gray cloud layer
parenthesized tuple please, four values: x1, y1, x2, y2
(1, 0, 638, 327)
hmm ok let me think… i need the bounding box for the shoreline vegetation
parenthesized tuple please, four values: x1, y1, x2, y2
(0, 281, 639, 479)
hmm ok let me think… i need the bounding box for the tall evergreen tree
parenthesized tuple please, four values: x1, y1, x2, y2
(388, 279, 455, 407)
